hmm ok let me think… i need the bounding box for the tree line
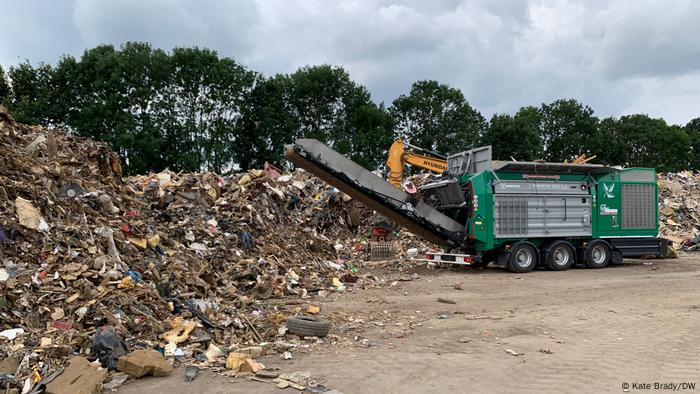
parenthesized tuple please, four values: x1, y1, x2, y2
(0, 42, 697, 175)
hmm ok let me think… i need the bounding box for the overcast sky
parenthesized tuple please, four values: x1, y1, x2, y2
(1, 0, 699, 125)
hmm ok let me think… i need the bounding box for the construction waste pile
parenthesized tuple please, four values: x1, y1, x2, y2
(1, 104, 696, 393)
(0, 108, 410, 393)
(658, 172, 700, 253)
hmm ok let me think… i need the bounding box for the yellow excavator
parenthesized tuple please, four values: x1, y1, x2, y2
(386, 139, 448, 188)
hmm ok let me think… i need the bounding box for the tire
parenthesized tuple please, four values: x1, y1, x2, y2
(286, 316, 331, 337)
(545, 241, 575, 271)
(585, 241, 611, 268)
(507, 243, 538, 273)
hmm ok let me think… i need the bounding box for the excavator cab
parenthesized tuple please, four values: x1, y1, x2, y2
(385, 140, 448, 188)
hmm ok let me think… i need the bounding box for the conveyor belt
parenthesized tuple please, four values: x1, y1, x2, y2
(284, 139, 465, 246)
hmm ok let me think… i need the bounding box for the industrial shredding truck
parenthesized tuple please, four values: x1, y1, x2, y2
(284, 139, 669, 272)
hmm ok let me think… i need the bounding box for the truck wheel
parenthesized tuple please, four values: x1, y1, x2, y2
(585, 241, 611, 269)
(507, 243, 538, 273)
(546, 241, 575, 271)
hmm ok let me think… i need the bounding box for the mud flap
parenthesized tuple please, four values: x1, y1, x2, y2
(611, 250, 623, 265)
(495, 249, 510, 268)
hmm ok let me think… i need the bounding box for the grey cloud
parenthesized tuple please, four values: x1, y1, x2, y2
(72, 0, 259, 58)
(595, 3, 700, 79)
(0, 1, 79, 64)
(0, 0, 699, 125)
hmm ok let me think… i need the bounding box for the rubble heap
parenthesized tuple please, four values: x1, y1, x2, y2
(0, 107, 372, 390)
(658, 171, 700, 251)
(2, 103, 694, 391)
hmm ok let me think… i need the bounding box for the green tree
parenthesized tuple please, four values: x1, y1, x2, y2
(50, 43, 255, 174)
(55, 43, 171, 174)
(686, 118, 700, 171)
(163, 46, 256, 173)
(289, 65, 391, 164)
(539, 99, 599, 162)
(390, 80, 485, 155)
(592, 117, 627, 166)
(7, 62, 61, 125)
(342, 102, 393, 169)
(481, 106, 542, 161)
(615, 114, 689, 171)
(0, 65, 9, 104)
(237, 74, 296, 170)
(241, 65, 391, 170)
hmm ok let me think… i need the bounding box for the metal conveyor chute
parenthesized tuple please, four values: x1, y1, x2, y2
(284, 139, 465, 246)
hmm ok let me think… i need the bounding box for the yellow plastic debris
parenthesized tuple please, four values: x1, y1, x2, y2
(267, 312, 287, 324)
(147, 234, 160, 248)
(118, 276, 135, 289)
(307, 305, 321, 315)
(238, 174, 252, 186)
(31, 366, 41, 383)
(249, 169, 265, 178)
(226, 353, 246, 371)
(159, 317, 196, 344)
(128, 237, 148, 250)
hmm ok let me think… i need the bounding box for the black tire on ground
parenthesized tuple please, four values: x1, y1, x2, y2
(507, 243, 538, 273)
(584, 240, 611, 269)
(545, 241, 576, 271)
(286, 316, 331, 337)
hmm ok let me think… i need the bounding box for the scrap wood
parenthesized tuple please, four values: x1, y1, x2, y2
(243, 315, 264, 342)
(0, 106, 389, 391)
(658, 171, 700, 252)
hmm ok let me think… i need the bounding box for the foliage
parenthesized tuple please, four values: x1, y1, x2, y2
(686, 118, 700, 171)
(614, 114, 689, 172)
(0, 65, 9, 105)
(1, 43, 695, 174)
(14, 43, 256, 174)
(239, 66, 392, 170)
(390, 80, 485, 155)
(481, 106, 542, 161)
(286, 65, 392, 169)
(539, 99, 599, 162)
(7, 62, 63, 125)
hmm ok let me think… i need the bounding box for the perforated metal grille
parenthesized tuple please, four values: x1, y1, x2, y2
(369, 242, 397, 261)
(494, 195, 528, 236)
(621, 184, 655, 229)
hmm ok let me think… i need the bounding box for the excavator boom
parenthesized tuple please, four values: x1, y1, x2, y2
(386, 140, 447, 187)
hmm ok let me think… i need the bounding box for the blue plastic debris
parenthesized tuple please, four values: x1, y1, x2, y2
(241, 231, 253, 250)
(0, 225, 9, 242)
(127, 271, 143, 283)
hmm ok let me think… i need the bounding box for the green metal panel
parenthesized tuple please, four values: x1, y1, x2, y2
(593, 168, 658, 238)
(594, 172, 621, 235)
(456, 166, 659, 253)
(461, 172, 495, 251)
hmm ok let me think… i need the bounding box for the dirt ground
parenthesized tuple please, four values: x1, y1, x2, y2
(118, 255, 700, 393)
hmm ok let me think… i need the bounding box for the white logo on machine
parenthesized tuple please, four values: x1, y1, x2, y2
(600, 204, 618, 215)
(522, 174, 560, 180)
(603, 183, 615, 199)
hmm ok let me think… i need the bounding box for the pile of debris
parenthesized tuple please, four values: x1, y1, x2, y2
(0, 107, 378, 392)
(658, 171, 700, 252)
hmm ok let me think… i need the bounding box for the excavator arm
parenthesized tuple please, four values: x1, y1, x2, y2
(386, 139, 448, 188)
